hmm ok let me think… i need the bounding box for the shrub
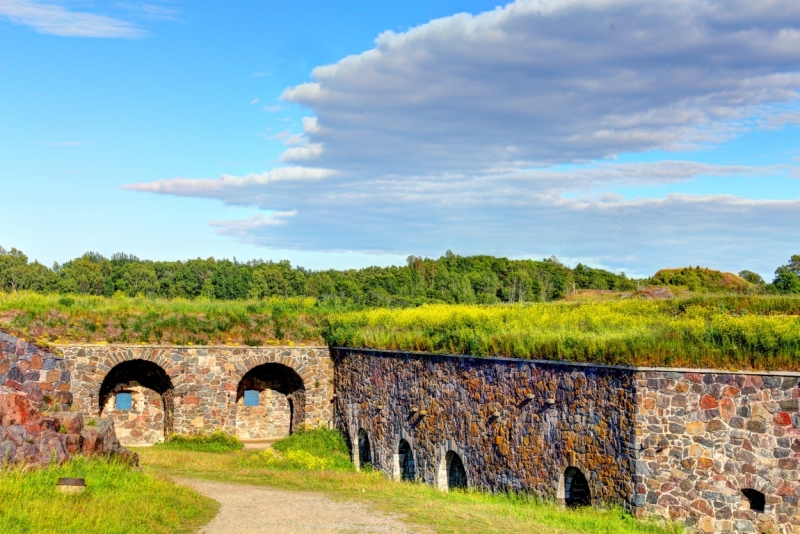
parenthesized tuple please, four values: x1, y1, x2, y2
(239, 427, 353, 471)
(155, 430, 244, 452)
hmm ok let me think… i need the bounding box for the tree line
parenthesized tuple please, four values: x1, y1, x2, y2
(2, 246, 797, 303)
(0, 247, 638, 305)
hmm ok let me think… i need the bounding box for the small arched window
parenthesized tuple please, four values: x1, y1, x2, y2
(741, 489, 765, 513)
(357, 429, 372, 468)
(446, 451, 467, 490)
(398, 439, 415, 482)
(564, 467, 591, 507)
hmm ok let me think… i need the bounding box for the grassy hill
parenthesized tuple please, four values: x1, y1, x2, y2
(648, 267, 751, 293)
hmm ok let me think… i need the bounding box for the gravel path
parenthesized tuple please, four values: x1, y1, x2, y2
(179, 478, 415, 534)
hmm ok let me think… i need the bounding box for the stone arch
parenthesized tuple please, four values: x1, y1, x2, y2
(558, 467, 591, 507)
(436, 444, 468, 491)
(234, 363, 305, 438)
(98, 359, 175, 446)
(396, 439, 416, 482)
(230, 353, 319, 426)
(357, 428, 372, 469)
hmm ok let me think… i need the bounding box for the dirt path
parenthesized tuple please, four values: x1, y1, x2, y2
(179, 478, 415, 534)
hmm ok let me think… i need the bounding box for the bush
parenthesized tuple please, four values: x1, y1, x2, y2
(155, 430, 243, 452)
(239, 427, 353, 471)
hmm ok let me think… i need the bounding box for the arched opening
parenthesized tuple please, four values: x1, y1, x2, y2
(741, 489, 766, 513)
(235, 363, 305, 439)
(438, 451, 467, 490)
(563, 467, 591, 507)
(99, 360, 174, 446)
(358, 429, 372, 468)
(398, 439, 415, 482)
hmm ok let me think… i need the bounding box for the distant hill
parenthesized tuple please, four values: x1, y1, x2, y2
(648, 267, 750, 293)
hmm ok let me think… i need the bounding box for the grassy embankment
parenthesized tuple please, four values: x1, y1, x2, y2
(0, 457, 217, 534)
(2, 291, 800, 370)
(136, 428, 681, 534)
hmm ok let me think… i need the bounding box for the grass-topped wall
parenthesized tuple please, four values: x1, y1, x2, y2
(3, 291, 800, 370)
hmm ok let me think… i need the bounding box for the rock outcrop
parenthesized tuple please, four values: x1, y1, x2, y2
(0, 386, 137, 467)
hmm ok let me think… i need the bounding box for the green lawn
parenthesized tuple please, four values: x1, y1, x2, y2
(0, 457, 217, 534)
(134, 428, 681, 534)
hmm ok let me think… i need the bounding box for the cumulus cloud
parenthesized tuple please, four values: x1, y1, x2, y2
(281, 0, 800, 173)
(126, 0, 800, 275)
(0, 0, 145, 37)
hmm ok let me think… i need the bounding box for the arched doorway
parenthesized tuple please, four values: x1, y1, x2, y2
(357, 429, 372, 469)
(398, 439, 415, 482)
(438, 450, 467, 490)
(99, 360, 174, 446)
(563, 467, 591, 507)
(235, 363, 305, 439)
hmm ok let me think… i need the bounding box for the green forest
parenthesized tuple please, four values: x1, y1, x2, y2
(1, 245, 798, 305)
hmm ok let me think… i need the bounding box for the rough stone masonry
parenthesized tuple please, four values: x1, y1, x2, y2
(333, 348, 800, 534)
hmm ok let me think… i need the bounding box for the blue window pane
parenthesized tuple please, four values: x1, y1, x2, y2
(116, 392, 132, 410)
(243, 390, 260, 406)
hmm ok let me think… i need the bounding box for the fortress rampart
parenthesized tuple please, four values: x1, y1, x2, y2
(2, 330, 798, 533)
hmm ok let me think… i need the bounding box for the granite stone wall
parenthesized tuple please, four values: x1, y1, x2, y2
(101, 382, 166, 446)
(0, 331, 71, 409)
(636, 371, 800, 533)
(333, 348, 800, 534)
(332, 348, 639, 505)
(61, 345, 333, 440)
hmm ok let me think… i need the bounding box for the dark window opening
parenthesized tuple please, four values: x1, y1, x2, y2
(358, 429, 372, 468)
(446, 451, 467, 490)
(399, 439, 415, 482)
(115, 392, 132, 411)
(741, 489, 765, 513)
(564, 467, 591, 507)
(243, 389, 260, 406)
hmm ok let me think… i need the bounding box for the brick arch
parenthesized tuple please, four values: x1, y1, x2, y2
(435, 440, 469, 491)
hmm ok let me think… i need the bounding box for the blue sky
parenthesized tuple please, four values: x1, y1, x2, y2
(1, 0, 799, 278)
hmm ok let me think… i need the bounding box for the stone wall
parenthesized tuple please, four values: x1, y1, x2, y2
(101, 382, 166, 446)
(62, 345, 333, 441)
(0, 331, 71, 409)
(332, 348, 639, 504)
(333, 348, 800, 534)
(636, 370, 800, 533)
(234, 389, 292, 439)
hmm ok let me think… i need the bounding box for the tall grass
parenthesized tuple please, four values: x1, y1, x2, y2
(155, 430, 244, 452)
(0, 291, 327, 346)
(325, 297, 800, 370)
(239, 427, 353, 471)
(3, 291, 800, 370)
(0, 456, 216, 534)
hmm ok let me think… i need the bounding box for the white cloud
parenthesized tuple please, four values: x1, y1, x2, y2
(0, 0, 145, 37)
(250, 98, 260, 105)
(251, 72, 271, 77)
(211, 211, 298, 239)
(260, 105, 282, 112)
(126, 0, 800, 276)
(281, 0, 800, 173)
(123, 167, 334, 197)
